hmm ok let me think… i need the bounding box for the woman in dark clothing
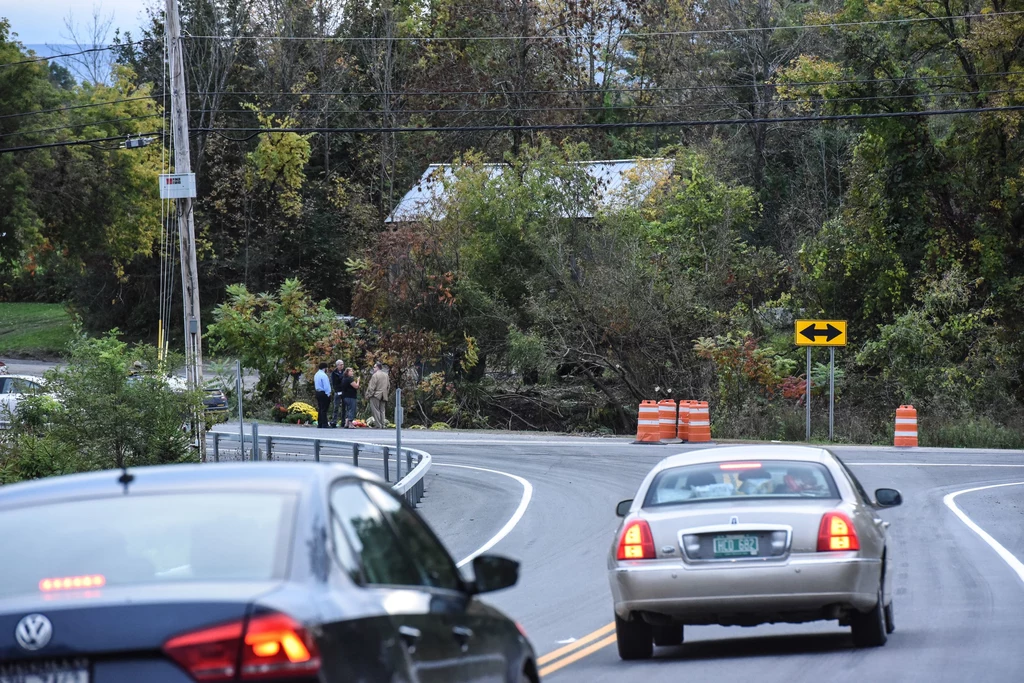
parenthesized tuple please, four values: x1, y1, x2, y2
(340, 368, 360, 428)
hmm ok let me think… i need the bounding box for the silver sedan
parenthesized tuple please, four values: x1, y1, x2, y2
(607, 445, 902, 659)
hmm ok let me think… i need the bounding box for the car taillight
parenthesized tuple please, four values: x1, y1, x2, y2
(617, 520, 656, 560)
(817, 512, 860, 551)
(163, 613, 321, 682)
(241, 614, 319, 679)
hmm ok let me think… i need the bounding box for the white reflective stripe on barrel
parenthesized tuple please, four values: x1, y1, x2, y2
(638, 419, 660, 425)
(896, 431, 918, 437)
(895, 418, 917, 424)
(689, 420, 710, 426)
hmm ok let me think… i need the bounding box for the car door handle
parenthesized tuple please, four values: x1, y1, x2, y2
(398, 625, 422, 652)
(452, 625, 473, 652)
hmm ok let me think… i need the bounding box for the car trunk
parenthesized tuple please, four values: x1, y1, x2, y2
(0, 581, 280, 664)
(640, 498, 840, 558)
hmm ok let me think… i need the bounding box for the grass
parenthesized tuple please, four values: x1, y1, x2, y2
(0, 303, 75, 358)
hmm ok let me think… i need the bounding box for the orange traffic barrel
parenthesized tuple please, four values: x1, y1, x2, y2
(689, 401, 711, 442)
(659, 399, 679, 442)
(895, 405, 918, 447)
(677, 400, 692, 441)
(634, 401, 661, 444)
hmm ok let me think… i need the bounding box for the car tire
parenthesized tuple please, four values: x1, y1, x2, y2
(884, 600, 895, 634)
(615, 614, 653, 660)
(652, 623, 683, 647)
(851, 586, 888, 647)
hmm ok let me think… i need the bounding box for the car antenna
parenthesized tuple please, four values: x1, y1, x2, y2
(118, 467, 134, 493)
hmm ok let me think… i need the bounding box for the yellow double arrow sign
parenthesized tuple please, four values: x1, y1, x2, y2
(794, 319, 847, 347)
(536, 622, 617, 678)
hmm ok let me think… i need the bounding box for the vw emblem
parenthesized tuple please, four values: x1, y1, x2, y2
(730, 516, 739, 525)
(15, 614, 53, 651)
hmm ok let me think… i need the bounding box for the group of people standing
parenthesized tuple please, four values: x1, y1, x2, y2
(313, 360, 390, 429)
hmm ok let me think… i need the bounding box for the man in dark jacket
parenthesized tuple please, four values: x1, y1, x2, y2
(330, 360, 345, 427)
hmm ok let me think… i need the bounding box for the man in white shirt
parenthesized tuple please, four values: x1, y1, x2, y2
(313, 362, 332, 429)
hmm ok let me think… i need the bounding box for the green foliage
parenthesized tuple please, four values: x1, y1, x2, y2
(208, 279, 335, 400)
(857, 267, 1015, 414)
(0, 331, 201, 485)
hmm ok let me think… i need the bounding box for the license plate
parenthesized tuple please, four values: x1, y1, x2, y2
(0, 658, 89, 683)
(713, 534, 759, 557)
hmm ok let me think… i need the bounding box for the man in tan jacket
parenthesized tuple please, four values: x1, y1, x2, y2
(366, 362, 390, 428)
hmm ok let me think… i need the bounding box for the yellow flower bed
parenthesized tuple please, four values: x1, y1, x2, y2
(286, 401, 318, 424)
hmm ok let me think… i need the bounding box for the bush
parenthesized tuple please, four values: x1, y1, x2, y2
(13, 394, 62, 432)
(271, 404, 289, 422)
(286, 401, 318, 425)
(1, 331, 202, 486)
(921, 415, 1024, 449)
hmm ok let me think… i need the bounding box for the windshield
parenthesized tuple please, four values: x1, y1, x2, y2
(643, 460, 840, 507)
(0, 492, 295, 599)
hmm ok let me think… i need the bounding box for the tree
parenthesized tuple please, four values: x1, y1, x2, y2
(0, 332, 201, 485)
(208, 278, 336, 400)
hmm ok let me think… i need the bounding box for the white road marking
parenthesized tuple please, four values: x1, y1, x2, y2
(432, 463, 535, 568)
(943, 482, 1024, 586)
(556, 638, 578, 644)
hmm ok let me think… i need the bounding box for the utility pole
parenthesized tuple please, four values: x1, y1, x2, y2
(166, 0, 205, 459)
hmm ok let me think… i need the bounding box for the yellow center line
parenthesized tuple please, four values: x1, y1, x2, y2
(538, 633, 618, 678)
(536, 622, 615, 666)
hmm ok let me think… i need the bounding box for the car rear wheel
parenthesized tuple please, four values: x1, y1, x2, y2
(652, 623, 683, 647)
(851, 586, 888, 647)
(615, 614, 653, 660)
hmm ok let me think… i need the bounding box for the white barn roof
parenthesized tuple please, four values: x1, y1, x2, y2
(385, 158, 674, 223)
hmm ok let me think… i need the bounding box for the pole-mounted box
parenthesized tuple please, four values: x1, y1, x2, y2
(159, 173, 197, 199)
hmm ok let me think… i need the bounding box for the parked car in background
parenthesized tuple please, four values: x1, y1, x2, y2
(0, 375, 47, 429)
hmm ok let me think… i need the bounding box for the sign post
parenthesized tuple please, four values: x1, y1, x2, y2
(795, 320, 847, 442)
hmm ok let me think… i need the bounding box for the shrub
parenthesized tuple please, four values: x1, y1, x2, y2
(286, 401, 318, 424)
(271, 404, 288, 422)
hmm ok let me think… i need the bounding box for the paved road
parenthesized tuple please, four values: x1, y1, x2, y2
(358, 431, 1024, 683)
(213, 425, 1024, 681)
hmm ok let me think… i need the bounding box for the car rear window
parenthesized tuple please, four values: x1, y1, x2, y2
(0, 492, 295, 599)
(643, 460, 840, 507)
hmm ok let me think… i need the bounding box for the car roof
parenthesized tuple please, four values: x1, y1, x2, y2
(0, 462, 374, 509)
(2, 374, 45, 383)
(654, 445, 835, 473)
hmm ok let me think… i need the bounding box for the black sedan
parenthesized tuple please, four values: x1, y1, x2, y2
(0, 463, 538, 683)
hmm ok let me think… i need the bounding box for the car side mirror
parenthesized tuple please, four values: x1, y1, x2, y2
(470, 555, 519, 594)
(616, 499, 633, 517)
(874, 488, 902, 507)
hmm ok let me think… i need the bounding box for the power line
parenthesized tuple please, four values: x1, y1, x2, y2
(194, 103, 1024, 139)
(181, 10, 1024, 42)
(0, 113, 166, 140)
(188, 89, 1024, 118)
(0, 96, 157, 121)
(185, 70, 1023, 99)
(0, 131, 163, 155)
(0, 38, 156, 70)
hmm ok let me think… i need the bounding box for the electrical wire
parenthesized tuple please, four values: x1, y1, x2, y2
(0, 132, 163, 154)
(193, 103, 1024, 138)
(186, 88, 1024, 118)
(0, 96, 157, 121)
(184, 71, 1024, 99)
(0, 113, 167, 140)
(0, 38, 156, 70)
(181, 10, 1024, 42)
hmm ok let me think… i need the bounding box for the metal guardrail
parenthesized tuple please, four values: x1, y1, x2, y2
(208, 430, 430, 507)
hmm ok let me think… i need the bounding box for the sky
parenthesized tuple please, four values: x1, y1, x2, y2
(2, 1, 150, 45)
